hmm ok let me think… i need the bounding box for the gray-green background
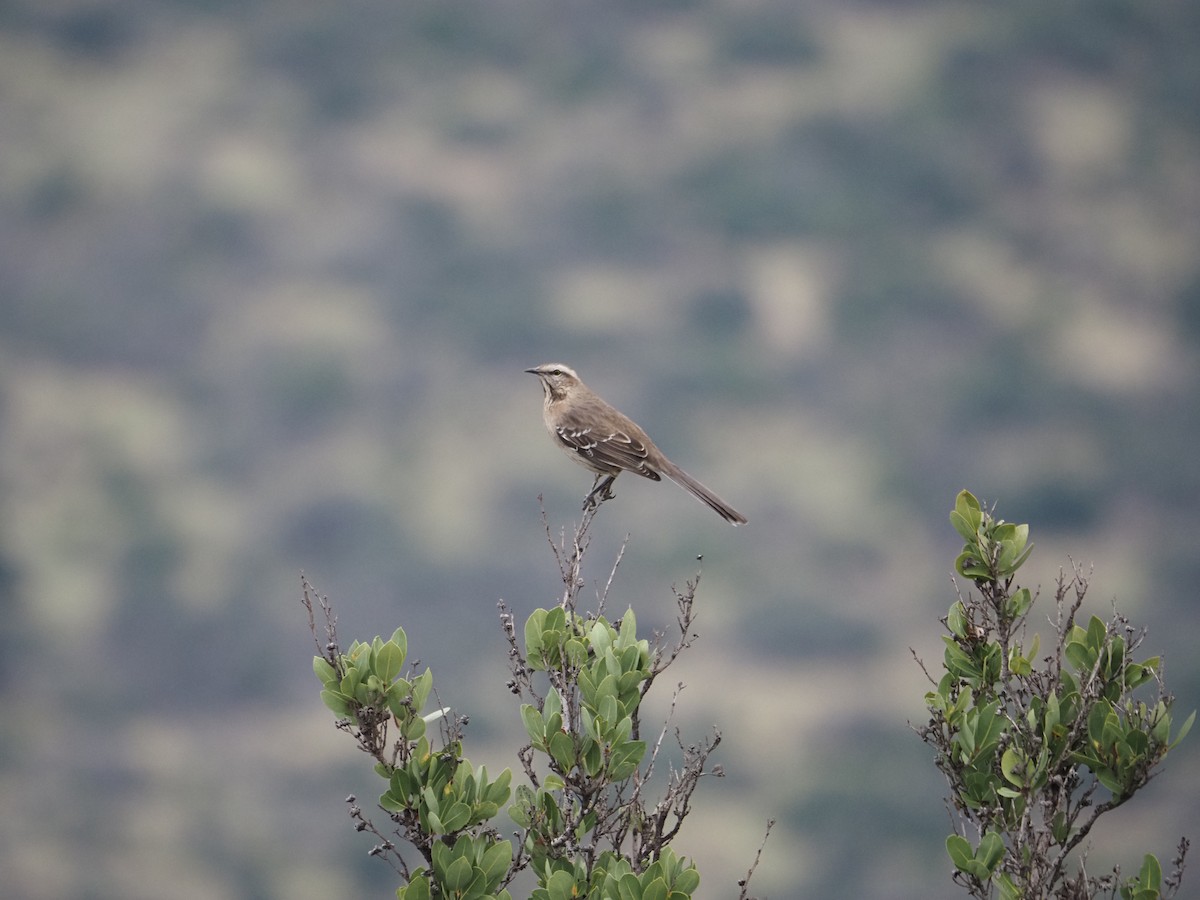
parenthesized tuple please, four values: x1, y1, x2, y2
(2, 1, 1198, 897)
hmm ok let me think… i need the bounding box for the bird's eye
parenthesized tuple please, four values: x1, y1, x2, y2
(551, 369, 562, 376)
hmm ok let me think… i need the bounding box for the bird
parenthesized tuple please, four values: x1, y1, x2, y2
(525, 363, 747, 525)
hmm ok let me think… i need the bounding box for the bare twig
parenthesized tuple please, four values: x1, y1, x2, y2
(910, 646, 938, 687)
(596, 534, 629, 615)
(1164, 837, 1190, 897)
(498, 599, 535, 699)
(301, 573, 340, 667)
(737, 818, 776, 900)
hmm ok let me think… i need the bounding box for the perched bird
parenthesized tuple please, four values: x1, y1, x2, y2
(525, 363, 747, 525)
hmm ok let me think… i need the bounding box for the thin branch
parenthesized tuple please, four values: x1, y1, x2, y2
(910, 646, 938, 687)
(635, 681, 686, 795)
(301, 573, 340, 667)
(596, 534, 629, 615)
(737, 819, 776, 900)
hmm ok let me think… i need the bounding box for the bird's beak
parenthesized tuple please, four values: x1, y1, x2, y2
(524, 367, 540, 375)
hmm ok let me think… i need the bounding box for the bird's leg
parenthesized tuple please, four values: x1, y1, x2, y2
(583, 473, 617, 510)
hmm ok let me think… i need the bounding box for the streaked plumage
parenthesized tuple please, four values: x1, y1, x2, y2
(525, 363, 747, 525)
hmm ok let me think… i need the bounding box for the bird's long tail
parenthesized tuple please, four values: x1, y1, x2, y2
(664, 465, 747, 525)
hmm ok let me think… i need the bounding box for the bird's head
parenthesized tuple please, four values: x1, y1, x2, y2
(525, 363, 581, 402)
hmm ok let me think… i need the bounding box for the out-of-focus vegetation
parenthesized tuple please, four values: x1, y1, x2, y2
(1, 1, 1198, 897)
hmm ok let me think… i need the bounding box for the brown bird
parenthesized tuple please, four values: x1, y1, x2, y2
(525, 363, 747, 525)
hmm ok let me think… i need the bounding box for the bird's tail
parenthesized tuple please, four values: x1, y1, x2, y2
(664, 465, 747, 525)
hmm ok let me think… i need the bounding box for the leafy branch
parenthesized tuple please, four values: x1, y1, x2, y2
(302, 496, 767, 899)
(915, 491, 1193, 900)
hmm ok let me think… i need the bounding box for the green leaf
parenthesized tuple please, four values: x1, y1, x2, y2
(1010, 543, 1034, 574)
(1137, 853, 1162, 889)
(402, 715, 427, 741)
(443, 855, 473, 892)
(387, 681, 414, 721)
(1126, 662, 1156, 691)
(424, 807, 445, 835)
(410, 668, 433, 712)
(965, 700, 1005, 762)
(392, 766, 418, 799)
(951, 491, 982, 540)
(320, 689, 354, 718)
(379, 790, 406, 813)
(597, 690, 621, 725)
(545, 870, 579, 900)
(947, 602, 967, 639)
(642, 877, 668, 900)
(608, 741, 647, 780)
(962, 859, 991, 881)
(616, 872, 642, 900)
(977, 832, 1004, 871)
(1043, 691, 1061, 738)
(1050, 812, 1071, 844)
(564, 637, 588, 669)
(524, 609, 547, 666)
(1088, 703, 1113, 745)
(994, 523, 1028, 573)
(589, 619, 614, 656)
(376, 640, 405, 684)
(672, 867, 700, 894)
(1152, 708, 1172, 745)
(430, 839, 452, 878)
(549, 731, 575, 772)
(580, 707, 600, 743)
(955, 550, 991, 581)
(485, 768, 513, 805)
(422, 784, 441, 816)
(1065, 638, 1093, 674)
(521, 704, 545, 744)
(617, 607, 639, 649)
(480, 840, 513, 885)
(946, 835, 973, 871)
(399, 872, 431, 900)
(439, 801, 471, 833)
(942, 637, 981, 681)
(582, 738, 604, 777)
(1000, 747, 1025, 786)
(473, 800, 499, 823)
(544, 687, 563, 720)
(1171, 710, 1195, 748)
(339, 664, 363, 699)
(1096, 767, 1124, 796)
(950, 512, 977, 543)
(995, 872, 1020, 900)
(508, 801, 531, 829)
(313, 656, 337, 683)
(1007, 588, 1033, 620)
(1009, 649, 1031, 677)
(612, 715, 634, 744)
(389, 626, 408, 658)
(1104, 634, 1127, 681)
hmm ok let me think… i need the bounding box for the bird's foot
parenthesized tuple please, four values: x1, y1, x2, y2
(583, 475, 616, 511)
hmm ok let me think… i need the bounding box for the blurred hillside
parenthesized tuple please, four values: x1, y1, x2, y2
(1, 1, 1199, 898)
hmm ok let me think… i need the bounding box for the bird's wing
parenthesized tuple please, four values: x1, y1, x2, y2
(554, 407, 662, 481)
